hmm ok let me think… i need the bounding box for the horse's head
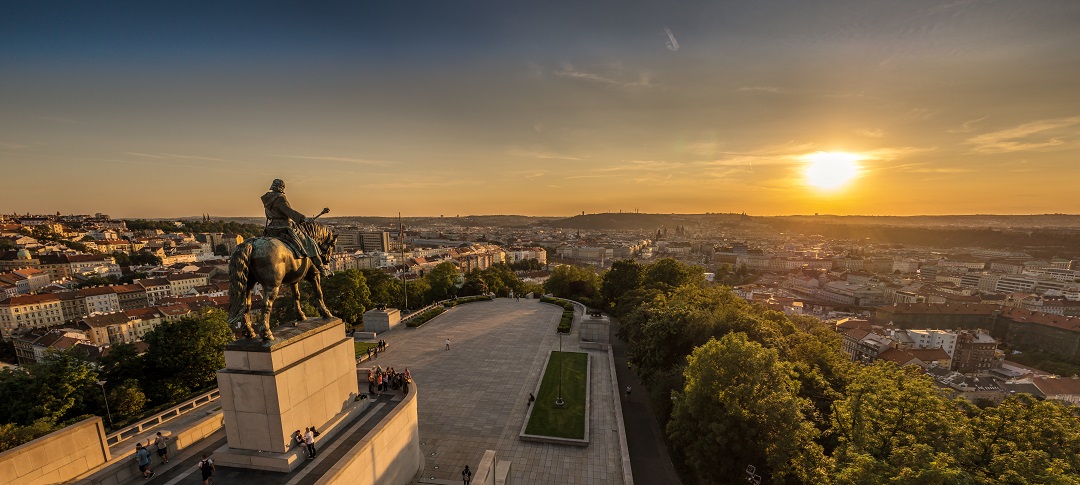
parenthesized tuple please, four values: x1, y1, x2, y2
(296, 220, 336, 262)
(322, 232, 337, 262)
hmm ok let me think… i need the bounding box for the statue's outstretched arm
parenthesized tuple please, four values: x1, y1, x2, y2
(275, 196, 307, 224)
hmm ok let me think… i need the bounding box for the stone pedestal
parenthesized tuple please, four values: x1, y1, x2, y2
(362, 308, 401, 332)
(214, 318, 359, 470)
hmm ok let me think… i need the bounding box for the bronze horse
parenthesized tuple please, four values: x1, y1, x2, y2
(226, 220, 338, 340)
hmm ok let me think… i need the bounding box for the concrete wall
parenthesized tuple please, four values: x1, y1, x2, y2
(0, 417, 110, 485)
(219, 320, 359, 454)
(74, 411, 223, 485)
(318, 382, 422, 485)
(362, 309, 401, 333)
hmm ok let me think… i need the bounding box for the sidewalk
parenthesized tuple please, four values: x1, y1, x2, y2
(127, 390, 406, 484)
(608, 315, 682, 485)
(107, 397, 222, 465)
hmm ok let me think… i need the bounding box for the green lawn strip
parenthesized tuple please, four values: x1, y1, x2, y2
(354, 341, 378, 358)
(525, 351, 588, 439)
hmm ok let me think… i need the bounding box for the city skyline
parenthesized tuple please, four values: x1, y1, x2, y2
(3, 1, 1080, 217)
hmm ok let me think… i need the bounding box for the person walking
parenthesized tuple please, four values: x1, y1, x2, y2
(304, 427, 316, 459)
(445, 338, 450, 351)
(197, 454, 215, 485)
(134, 443, 155, 479)
(462, 465, 472, 485)
(626, 385, 632, 396)
(153, 432, 170, 464)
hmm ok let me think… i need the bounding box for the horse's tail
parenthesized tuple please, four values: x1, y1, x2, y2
(227, 240, 255, 325)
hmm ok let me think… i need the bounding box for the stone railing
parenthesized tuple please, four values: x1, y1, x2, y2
(105, 388, 220, 446)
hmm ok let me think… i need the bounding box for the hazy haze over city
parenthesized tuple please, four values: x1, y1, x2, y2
(2, 1, 1080, 217)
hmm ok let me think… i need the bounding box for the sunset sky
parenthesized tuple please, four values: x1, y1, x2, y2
(2, 1, 1079, 218)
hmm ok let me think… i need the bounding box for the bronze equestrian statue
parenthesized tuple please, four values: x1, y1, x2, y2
(227, 179, 338, 340)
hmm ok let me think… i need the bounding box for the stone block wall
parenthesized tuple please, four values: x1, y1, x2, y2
(218, 319, 359, 454)
(320, 382, 422, 485)
(0, 417, 110, 485)
(75, 411, 223, 485)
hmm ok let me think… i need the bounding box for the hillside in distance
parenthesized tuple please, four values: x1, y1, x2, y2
(538, 212, 748, 230)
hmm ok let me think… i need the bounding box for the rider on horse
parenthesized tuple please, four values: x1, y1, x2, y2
(261, 179, 330, 276)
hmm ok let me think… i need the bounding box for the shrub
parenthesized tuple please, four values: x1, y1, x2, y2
(406, 307, 447, 327)
(541, 297, 576, 334)
(443, 295, 493, 307)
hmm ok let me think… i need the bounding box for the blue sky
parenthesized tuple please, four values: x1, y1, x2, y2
(2, 1, 1080, 217)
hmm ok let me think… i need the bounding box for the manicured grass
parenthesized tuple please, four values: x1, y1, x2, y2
(354, 341, 378, 358)
(525, 351, 588, 439)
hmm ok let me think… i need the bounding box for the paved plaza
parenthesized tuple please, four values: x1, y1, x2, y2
(375, 298, 627, 485)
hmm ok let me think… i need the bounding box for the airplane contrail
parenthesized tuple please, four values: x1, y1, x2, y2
(664, 27, 680, 51)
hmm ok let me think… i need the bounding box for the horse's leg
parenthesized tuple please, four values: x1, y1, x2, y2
(242, 278, 258, 338)
(292, 281, 306, 325)
(309, 267, 333, 319)
(261, 284, 281, 341)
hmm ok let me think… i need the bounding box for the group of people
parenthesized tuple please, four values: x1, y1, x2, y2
(364, 339, 390, 361)
(132, 432, 215, 484)
(293, 426, 319, 460)
(133, 431, 172, 479)
(367, 366, 412, 396)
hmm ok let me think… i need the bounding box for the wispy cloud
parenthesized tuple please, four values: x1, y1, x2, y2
(947, 116, 987, 134)
(274, 155, 395, 166)
(37, 115, 85, 125)
(885, 162, 973, 173)
(861, 146, 938, 160)
(506, 146, 586, 160)
(856, 128, 885, 138)
(966, 116, 1080, 154)
(357, 178, 480, 190)
(553, 63, 656, 90)
(564, 174, 608, 180)
(124, 152, 245, 163)
(664, 27, 680, 52)
(0, 142, 30, 149)
(737, 86, 791, 94)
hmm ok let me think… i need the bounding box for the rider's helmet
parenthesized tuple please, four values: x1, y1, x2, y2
(270, 179, 286, 192)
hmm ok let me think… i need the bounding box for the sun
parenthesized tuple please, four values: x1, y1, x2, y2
(804, 152, 861, 190)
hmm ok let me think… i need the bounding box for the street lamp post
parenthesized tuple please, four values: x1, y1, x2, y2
(555, 332, 565, 407)
(97, 380, 112, 428)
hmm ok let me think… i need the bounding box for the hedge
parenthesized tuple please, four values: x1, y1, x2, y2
(540, 296, 576, 334)
(406, 306, 447, 327)
(443, 295, 493, 307)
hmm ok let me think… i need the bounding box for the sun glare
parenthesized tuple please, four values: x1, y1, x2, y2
(804, 152, 861, 190)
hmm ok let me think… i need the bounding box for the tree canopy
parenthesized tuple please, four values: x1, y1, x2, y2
(544, 264, 601, 306)
(143, 309, 233, 403)
(610, 257, 1080, 484)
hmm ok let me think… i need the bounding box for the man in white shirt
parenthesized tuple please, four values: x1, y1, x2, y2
(304, 427, 316, 459)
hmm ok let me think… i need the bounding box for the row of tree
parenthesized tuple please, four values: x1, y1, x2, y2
(274, 264, 542, 330)
(123, 219, 265, 240)
(606, 258, 1080, 483)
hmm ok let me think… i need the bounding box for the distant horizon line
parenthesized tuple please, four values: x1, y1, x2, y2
(112, 212, 1080, 220)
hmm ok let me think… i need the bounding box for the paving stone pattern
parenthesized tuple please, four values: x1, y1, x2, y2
(376, 299, 625, 485)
